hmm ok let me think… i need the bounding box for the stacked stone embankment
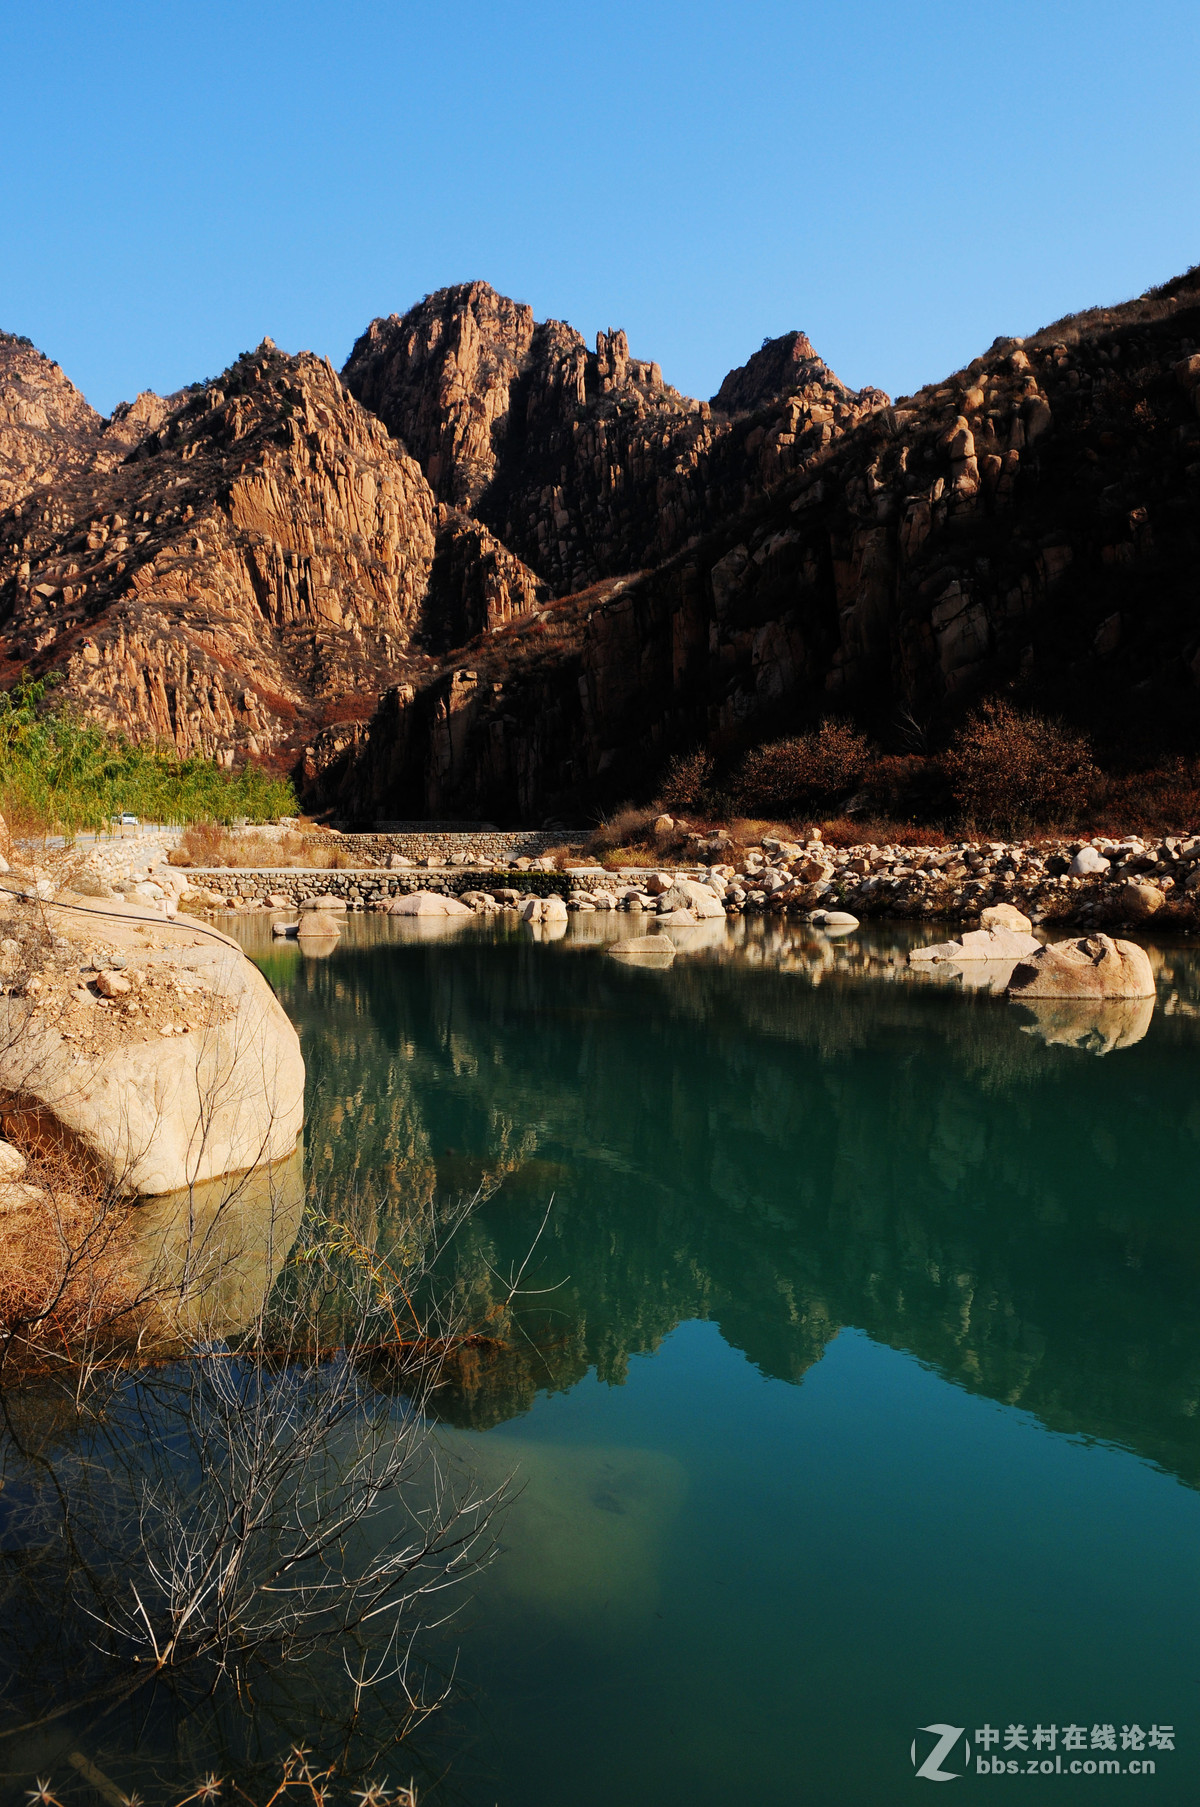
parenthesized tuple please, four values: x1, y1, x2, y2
(176, 827, 1200, 935)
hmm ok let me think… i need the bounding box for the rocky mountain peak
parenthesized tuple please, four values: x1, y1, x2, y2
(712, 329, 869, 415)
(0, 332, 104, 515)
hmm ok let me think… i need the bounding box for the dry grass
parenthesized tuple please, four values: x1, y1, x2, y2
(0, 1128, 141, 1375)
(170, 824, 356, 870)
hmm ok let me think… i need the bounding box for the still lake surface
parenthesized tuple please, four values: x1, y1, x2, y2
(242, 915, 1199, 1804)
(0, 914, 1196, 1804)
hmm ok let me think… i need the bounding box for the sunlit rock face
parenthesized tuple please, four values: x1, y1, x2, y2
(7, 266, 1200, 820)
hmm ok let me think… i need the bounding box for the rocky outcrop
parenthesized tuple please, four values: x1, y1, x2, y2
(0, 341, 447, 767)
(0, 334, 104, 517)
(331, 268, 1200, 821)
(7, 266, 1200, 817)
(343, 282, 885, 598)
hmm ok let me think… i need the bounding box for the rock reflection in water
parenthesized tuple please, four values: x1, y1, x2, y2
(130, 1144, 306, 1341)
(1014, 995, 1157, 1056)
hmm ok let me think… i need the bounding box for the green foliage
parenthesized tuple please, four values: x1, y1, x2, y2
(0, 682, 296, 835)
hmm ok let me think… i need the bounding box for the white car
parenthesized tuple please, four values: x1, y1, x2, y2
(118, 813, 139, 826)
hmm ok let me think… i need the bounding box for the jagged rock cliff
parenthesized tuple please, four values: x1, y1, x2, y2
(4, 267, 1200, 818)
(342, 281, 886, 596)
(324, 269, 1200, 821)
(0, 337, 544, 768)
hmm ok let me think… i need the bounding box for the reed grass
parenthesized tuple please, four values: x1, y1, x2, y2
(0, 683, 296, 836)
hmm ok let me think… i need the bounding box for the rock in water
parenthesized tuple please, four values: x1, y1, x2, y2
(296, 911, 342, 939)
(388, 891, 472, 916)
(911, 925, 1040, 964)
(1006, 934, 1155, 1001)
(608, 938, 676, 968)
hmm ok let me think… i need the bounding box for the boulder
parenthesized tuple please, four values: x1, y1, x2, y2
(0, 903, 304, 1196)
(658, 878, 726, 919)
(1006, 934, 1155, 1001)
(296, 911, 342, 939)
(1116, 880, 1165, 920)
(265, 893, 290, 910)
(1069, 846, 1110, 877)
(95, 968, 133, 997)
(911, 925, 1040, 964)
(608, 937, 676, 968)
(389, 891, 472, 916)
(980, 902, 1033, 934)
(811, 910, 859, 930)
(299, 894, 348, 913)
(388, 855, 414, 869)
(272, 920, 299, 938)
(541, 894, 569, 922)
(0, 1139, 27, 1181)
(654, 908, 698, 926)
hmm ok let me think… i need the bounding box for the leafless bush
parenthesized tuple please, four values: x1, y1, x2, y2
(941, 701, 1098, 833)
(656, 749, 715, 813)
(734, 721, 874, 817)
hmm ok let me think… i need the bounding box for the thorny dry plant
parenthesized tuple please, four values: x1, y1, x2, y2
(26, 1741, 418, 1807)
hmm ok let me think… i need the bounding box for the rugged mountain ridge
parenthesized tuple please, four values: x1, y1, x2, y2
(0, 335, 546, 769)
(342, 282, 886, 595)
(3, 268, 1199, 820)
(323, 270, 1200, 821)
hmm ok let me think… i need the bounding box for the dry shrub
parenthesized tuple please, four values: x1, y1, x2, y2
(0, 1133, 139, 1372)
(734, 721, 873, 817)
(818, 817, 951, 848)
(657, 749, 715, 813)
(1090, 761, 1200, 834)
(172, 824, 349, 869)
(941, 702, 1097, 833)
(590, 805, 658, 854)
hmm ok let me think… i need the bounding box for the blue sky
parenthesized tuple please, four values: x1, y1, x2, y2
(3, 1, 1199, 416)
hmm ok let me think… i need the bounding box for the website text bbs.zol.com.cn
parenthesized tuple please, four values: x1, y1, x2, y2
(911, 1723, 1175, 1781)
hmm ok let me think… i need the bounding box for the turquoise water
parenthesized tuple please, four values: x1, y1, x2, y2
(244, 917, 1200, 1804)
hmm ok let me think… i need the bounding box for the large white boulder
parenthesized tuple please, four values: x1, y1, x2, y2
(1006, 934, 1155, 1001)
(0, 901, 304, 1197)
(389, 890, 472, 916)
(658, 878, 726, 919)
(1069, 846, 1110, 877)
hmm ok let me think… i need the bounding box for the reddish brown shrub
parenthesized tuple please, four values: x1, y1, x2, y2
(734, 721, 873, 816)
(941, 702, 1097, 833)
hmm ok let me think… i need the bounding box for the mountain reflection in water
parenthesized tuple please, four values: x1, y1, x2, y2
(244, 916, 1200, 1490)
